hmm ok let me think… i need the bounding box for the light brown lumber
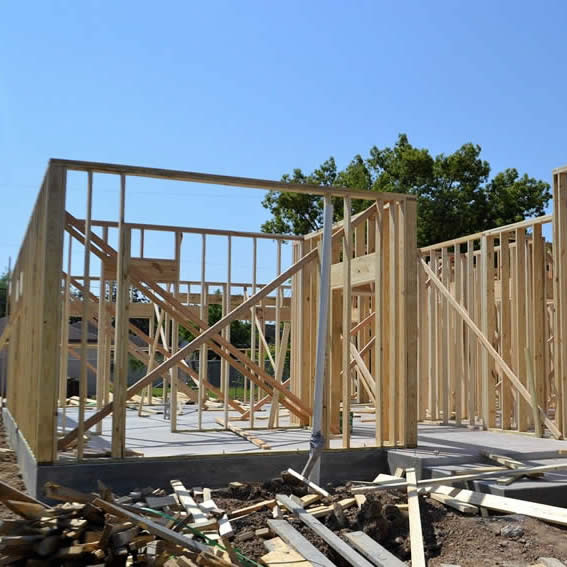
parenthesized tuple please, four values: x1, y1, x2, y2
(227, 499, 276, 519)
(350, 343, 376, 404)
(427, 492, 478, 515)
(276, 494, 374, 567)
(420, 257, 562, 439)
(3, 501, 53, 520)
(170, 480, 208, 525)
(0, 480, 49, 508)
(267, 323, 291, 428)
(56, 158, 413, 201)
(430, 484, 567, 526)
(77, 171, 93, 460)
(92, 498, 212, 553)
(285, 468, 330, 498)
(267, 521, 334, 567)
(342, 196, 352, 448)
(301, 494, 321, 507)
(482, 452, 543, 485)
(343, 531, 405, 567)
(307, 498, 356, 518)
(406, 469, 425, 567)
(353, 462, 567, 493)
(526, 348, 543, 437)
(261, 537, 315, 567)
(215, 419, 271, 450)
(36, 164, 66, 463)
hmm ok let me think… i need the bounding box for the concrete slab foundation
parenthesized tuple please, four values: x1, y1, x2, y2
(7, 407, 567, 506)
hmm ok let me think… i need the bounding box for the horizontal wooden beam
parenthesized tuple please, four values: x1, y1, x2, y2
(78, 217, 303, 241)
(51, 158, 414, 201)
(420, 214, 552, 253)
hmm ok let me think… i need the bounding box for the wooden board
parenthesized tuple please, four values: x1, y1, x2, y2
(343, 531, 405, 567)
(104, 257, 179, 283)
(429, 485, 567, 526)
(406, 468, 426, 567)
(261, 537, 315, 567)
(276, 494, 374, 567)
(267, 520, 335, 567)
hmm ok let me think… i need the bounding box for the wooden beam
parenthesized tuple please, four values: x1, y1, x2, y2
(52, 158, 414, 201)
(429, 484, 567, 527)
(267, 520, 336, 567)
(420, 257, 561, 439)
(342, 197, 352, 449)
(276, 494, 374, 567)
(343, 531, 405, 567)
(36, 164, 66, 463)
(111, 175, 130, 458)
(406, 468, 425, 567)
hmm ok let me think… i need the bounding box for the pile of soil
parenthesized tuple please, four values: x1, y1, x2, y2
(212, 478, 567, 566)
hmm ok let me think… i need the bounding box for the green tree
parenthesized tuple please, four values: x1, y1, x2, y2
(178, 290, 251, 351)
(261, 134, 551, 247)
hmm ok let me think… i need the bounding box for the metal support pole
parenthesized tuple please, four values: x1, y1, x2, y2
(302, 195, 333, 483)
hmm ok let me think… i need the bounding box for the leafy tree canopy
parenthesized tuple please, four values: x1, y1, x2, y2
(261, 134, 551, 246)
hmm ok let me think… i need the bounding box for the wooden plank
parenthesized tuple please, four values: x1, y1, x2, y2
(352, 461, 567, 493)
(92, 498, 212, 553)
(406, 468, 425, 567)
(268, 323, 291, 428)
(515, 228, 528, 431)
(285, 468, 330, 498)
(228, 499, 276, 519)
(261, 537, 314, 567)
(500, 233, 512, 430)
(526, 348, 543, 437)
(111, 174, 130, 459)
(429, 484, 567, 526)
(343, 531, 405, 567)
(342, 197, 352, 448)
(77, 171, 93, 460)
(170, 480, 208, 525)
(267, 520, 335, 567)
(104, 257, 179, 282)
(428, 492, 478, 515)
(0, 480, 49, 508)
(374, 202, 383, 446)
(553, 171, 567, 435)
(420, 258, 561, 439)
(532, 223, 546, 431)
(404, 199, 418, 445)
(36, 164, 66, 463)
(480, 235, 496, 428)
(441, 247, 449, 424)
(56, 158, 412, 201)
(389, 204, 398, 444)
(198, 235, 207, 431)
(276, 494, 374, 567)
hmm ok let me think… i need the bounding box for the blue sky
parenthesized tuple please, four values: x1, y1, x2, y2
(1, 1, 566, 284)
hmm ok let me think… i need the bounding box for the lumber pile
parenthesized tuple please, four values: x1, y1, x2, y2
(0, 480, 244, 566)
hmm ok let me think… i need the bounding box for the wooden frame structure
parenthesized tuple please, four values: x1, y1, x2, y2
(0, 159, 418, 465)
(417, 164, 567, 439)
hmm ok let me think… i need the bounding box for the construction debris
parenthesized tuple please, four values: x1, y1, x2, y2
(0, 461, 565, 566)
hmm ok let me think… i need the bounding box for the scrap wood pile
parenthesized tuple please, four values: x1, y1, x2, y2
(0, 457, 567, 566)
